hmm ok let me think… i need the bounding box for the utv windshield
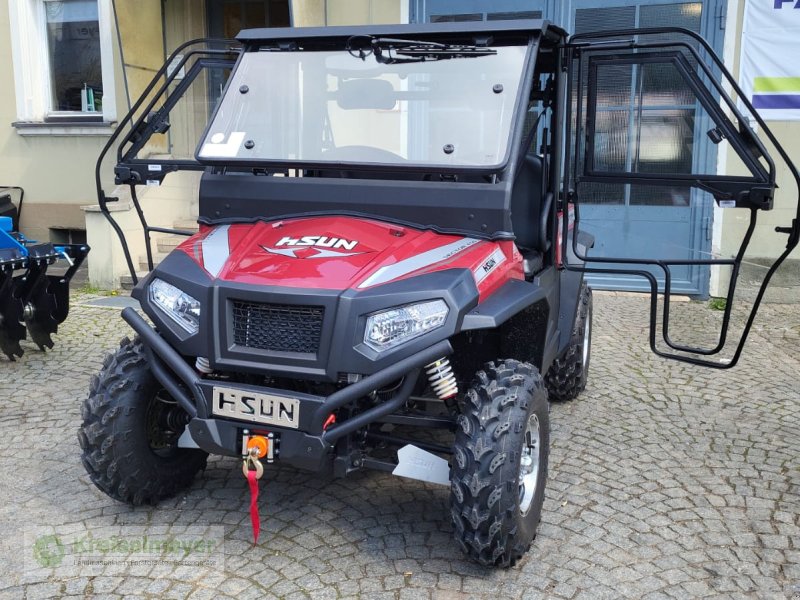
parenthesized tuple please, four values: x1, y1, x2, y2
(197, 45, 529, 169)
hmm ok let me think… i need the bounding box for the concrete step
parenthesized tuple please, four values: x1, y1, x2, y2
(156, 235, 187, 253)
(119, 220, 198, 290)
(120, 272, 148, 291)
(173, 218, 199, 231)
(139, 251, 172, 271)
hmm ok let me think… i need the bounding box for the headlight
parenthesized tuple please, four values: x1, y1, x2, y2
(364, 300, 449, 352)
(149, 278, 201, 334)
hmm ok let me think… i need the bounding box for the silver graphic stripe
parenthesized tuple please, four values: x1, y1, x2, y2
(201, 225, 231, 277)
(358, 238, 480, 289)
(473, 247, 506, 284)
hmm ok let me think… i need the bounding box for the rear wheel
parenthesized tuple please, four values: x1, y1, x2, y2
(449, 359, 550, 568)
(78, 336, 207, 505)
(545, 283, 592, 402)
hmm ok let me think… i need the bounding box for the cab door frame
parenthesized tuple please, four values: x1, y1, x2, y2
(560, 26, 800, 368)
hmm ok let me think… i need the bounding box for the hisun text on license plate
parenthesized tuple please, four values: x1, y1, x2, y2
(212, 386, 300, 429)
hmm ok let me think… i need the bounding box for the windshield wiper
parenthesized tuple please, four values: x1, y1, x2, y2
(346, 36, 497, 64)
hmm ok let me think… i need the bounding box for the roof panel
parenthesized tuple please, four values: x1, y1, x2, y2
(236, 19, 558, 45)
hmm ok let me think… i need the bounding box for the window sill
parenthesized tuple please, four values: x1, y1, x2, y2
(13, 121, 117, 137)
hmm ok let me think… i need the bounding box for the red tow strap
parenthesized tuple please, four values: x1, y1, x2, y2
(247, 469, 261, 543)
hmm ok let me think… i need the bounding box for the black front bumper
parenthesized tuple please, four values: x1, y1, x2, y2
(122, 307, 452, 471)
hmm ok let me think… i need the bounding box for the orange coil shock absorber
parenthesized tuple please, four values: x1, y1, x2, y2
(425, 358, 458, 399)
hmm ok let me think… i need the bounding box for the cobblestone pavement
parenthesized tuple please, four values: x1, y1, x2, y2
(0, 292, 797, 600)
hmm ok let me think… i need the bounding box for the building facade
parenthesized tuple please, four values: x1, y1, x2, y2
(0, 0, 797, 295)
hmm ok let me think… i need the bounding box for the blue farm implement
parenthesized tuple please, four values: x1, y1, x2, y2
(0, 187, 89, 360)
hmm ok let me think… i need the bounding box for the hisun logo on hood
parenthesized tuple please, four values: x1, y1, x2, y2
(262, 236, 362, 259)
(276, 236, 357, 250)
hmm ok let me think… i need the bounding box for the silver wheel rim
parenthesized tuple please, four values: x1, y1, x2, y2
(518, 413, 541, 515)
(581, 310, 591, 368)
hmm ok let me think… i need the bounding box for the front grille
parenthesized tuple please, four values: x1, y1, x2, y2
(232, 301, 325, 354)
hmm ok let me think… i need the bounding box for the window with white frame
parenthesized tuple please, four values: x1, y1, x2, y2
(45, 0, 102, 113)
(8, 0, 116, 128)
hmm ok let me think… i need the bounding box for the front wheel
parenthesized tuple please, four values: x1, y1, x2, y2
(450, 359, 550, 568)
(78, 336, 207, 505)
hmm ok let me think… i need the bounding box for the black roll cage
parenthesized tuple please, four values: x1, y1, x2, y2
(96, 21, 566, 285)
(93, 23, 799, 373)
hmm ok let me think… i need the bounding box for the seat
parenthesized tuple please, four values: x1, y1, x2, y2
(510, 153, 545, 252)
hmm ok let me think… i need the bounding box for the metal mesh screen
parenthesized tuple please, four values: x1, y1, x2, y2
(232, 301, 324, 354)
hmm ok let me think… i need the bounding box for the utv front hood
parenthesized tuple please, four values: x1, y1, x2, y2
(178, 216, 521, 293)
(138, 216, 524, 380)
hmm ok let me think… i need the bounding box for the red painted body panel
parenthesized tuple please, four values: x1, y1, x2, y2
(177, 216, 523, 297)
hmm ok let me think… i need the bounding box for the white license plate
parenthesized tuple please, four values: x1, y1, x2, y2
(212, 385, 300, 429)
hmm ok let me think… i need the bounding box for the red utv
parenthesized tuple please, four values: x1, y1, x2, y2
(80, 21, 798, 566)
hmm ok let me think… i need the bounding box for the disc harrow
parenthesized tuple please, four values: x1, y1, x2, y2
(0, 216, 89, 360)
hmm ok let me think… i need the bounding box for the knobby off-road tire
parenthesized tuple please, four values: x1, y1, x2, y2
(545, 283, 593, 402)
(450, 359, 550, 568)
(78, 336, 207, 505)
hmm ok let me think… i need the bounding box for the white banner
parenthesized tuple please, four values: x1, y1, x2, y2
(740, 0, 800, 121)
